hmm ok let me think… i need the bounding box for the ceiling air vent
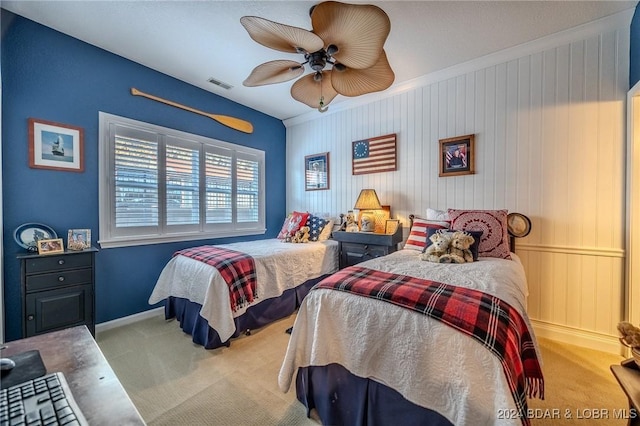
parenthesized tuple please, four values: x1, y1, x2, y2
(207, 77, 233, 90)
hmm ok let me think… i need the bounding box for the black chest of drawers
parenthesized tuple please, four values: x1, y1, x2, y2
(18, 247, 97, 337)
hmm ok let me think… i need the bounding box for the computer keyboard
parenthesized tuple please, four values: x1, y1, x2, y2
(0, 372, 88, 426)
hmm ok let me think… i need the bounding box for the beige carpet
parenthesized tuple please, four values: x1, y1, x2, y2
(97, 313, 629, 425)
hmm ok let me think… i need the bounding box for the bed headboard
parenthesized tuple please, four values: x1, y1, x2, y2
(407, 213, 531, 252)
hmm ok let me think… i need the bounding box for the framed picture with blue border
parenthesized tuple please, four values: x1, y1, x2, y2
(439, 134, 475, 177)
(28, 118, 84, 172)
(305, 152, 329, 191)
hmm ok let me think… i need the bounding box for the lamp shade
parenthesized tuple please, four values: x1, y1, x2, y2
(354, 189, 382, 210)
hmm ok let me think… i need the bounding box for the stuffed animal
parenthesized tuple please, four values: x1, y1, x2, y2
(291, 226, 310, 243)
(420, 230, 452, 263)
(439, 231, 475, 264)
(342, 211, 359, 232)
(618, 321, 640, 348)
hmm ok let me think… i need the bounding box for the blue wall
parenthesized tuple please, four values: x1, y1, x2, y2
(631, 3, 640, 87)
(1, 11, 287, 341)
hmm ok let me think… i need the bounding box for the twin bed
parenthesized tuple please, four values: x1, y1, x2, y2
(148, 238, 339, 348)
(148, 209, 543, 425)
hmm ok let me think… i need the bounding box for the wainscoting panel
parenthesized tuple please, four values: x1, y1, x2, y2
(285, 15, 630, 351)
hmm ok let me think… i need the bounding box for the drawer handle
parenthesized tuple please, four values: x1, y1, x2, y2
(58, 259, 65, 265)
(363, 245, 368, 249)
(58, 276, 65, 282)
(27, 315, 35, 321)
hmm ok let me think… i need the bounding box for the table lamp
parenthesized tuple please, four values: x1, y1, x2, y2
(354, 189, 382, 232)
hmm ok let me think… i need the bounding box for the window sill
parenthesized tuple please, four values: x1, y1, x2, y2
(98, 228, 267, 249)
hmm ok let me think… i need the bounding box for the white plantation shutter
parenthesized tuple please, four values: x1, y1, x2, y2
(166, 139, 200, 226)
(205, 148, 232, 224)
(99, 113, 265, 248)
(112, 126, 159, 234)
(237, 154, 259, 224)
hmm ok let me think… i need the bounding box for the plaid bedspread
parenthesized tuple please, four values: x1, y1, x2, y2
(315, 266, 544, 426)
(174, 246, 257, 311)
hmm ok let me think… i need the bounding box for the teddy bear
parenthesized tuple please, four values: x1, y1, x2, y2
(618, 321, 640, 348)
(439, 231, 475, 264)
(420, 230, 452, 263)
(291, 226, 310, 243)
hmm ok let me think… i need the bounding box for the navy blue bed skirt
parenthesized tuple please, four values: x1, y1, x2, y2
(164, 274, 327, 349)
(295, 364, 453, 426)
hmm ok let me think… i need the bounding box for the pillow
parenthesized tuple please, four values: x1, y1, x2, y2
(426, 208, 450, 222)
(423, 228, 483, 261)
(318, 219, 334, 241)
(307, 215, 328, 241)
(403, 217, 449, 251)
(448, 209, 511, 259)
(277, 211, 310, 239)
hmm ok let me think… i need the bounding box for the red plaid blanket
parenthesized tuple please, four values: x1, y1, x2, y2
(174, 246, 257, 311)
(315, 266, 544, 426)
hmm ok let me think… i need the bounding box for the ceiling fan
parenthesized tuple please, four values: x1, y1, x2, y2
(240, 1, 395, 113)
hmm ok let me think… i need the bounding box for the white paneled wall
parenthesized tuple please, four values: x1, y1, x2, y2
(285, 12, 631, 353)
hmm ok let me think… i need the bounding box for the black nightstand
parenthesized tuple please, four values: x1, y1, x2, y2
(332, 225, 403, 269)
(18, 247, 98, 337)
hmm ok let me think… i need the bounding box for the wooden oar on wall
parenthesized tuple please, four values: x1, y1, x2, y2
(130, 88, 254, 134)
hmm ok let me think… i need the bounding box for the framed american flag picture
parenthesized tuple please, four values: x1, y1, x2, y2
(352, 134, 397, 175)
(439, 134, 475, 177)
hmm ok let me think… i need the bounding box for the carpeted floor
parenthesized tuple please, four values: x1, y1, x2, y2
(96, 313, 629, 425)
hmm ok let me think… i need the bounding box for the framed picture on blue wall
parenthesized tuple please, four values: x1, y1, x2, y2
(28, 118, 84, 172)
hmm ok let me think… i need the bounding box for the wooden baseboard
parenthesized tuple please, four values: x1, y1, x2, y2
(531, 319, 626, 356)
(95, 307, 164, 335)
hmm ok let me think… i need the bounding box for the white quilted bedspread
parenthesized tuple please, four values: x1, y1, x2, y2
(148, 239, 338, 341)
(278, 249, 541, 426)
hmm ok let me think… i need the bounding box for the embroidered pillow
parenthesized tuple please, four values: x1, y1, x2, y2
(448, 209, 511, 259)
(423, 228, 483, 261)
(277, 211, 310, 239)
(403, 217, 449, 251)
(307, 215, 328, 241)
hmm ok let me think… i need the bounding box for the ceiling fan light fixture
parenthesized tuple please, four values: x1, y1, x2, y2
(241, 1, 394, 110)
(333, 63, 346, 72)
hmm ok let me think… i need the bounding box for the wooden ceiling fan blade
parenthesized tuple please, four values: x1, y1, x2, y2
(241, 16, 324, 54)
(331, 50, 395, 97)
(243, 60, 305, 87)
(311, 1, 391, 69)
(291, 72, 338, 109)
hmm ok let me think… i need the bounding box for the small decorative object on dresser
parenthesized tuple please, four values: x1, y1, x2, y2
(67, 229, 91, 251)
(36, 238, 64, 255)
(14, 223, 57, 252)
(353, 189, 382, 232)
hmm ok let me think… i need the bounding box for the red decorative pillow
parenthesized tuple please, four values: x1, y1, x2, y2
(403, 217, 449, 251)
(277, 211, 310, 239)
(448, 209, 511, 259)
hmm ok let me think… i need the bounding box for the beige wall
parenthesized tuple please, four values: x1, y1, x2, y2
(284, 11, 632, 353)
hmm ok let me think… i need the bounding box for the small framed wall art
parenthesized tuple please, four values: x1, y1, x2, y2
(68, 229, 91, 251)
(37, 238, 64, 255)
(28, 118, 84, 172)
(439, 134, 475, 177)
(305, 152, 329, 191)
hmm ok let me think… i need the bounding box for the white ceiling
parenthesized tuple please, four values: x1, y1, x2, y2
(2, 1, 637, 121)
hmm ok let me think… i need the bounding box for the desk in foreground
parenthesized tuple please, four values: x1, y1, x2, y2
(0, 325, 145, 425)
(611, 360, 640, 426)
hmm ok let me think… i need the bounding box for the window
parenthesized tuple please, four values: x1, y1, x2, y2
(99, 112, 265, 248)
